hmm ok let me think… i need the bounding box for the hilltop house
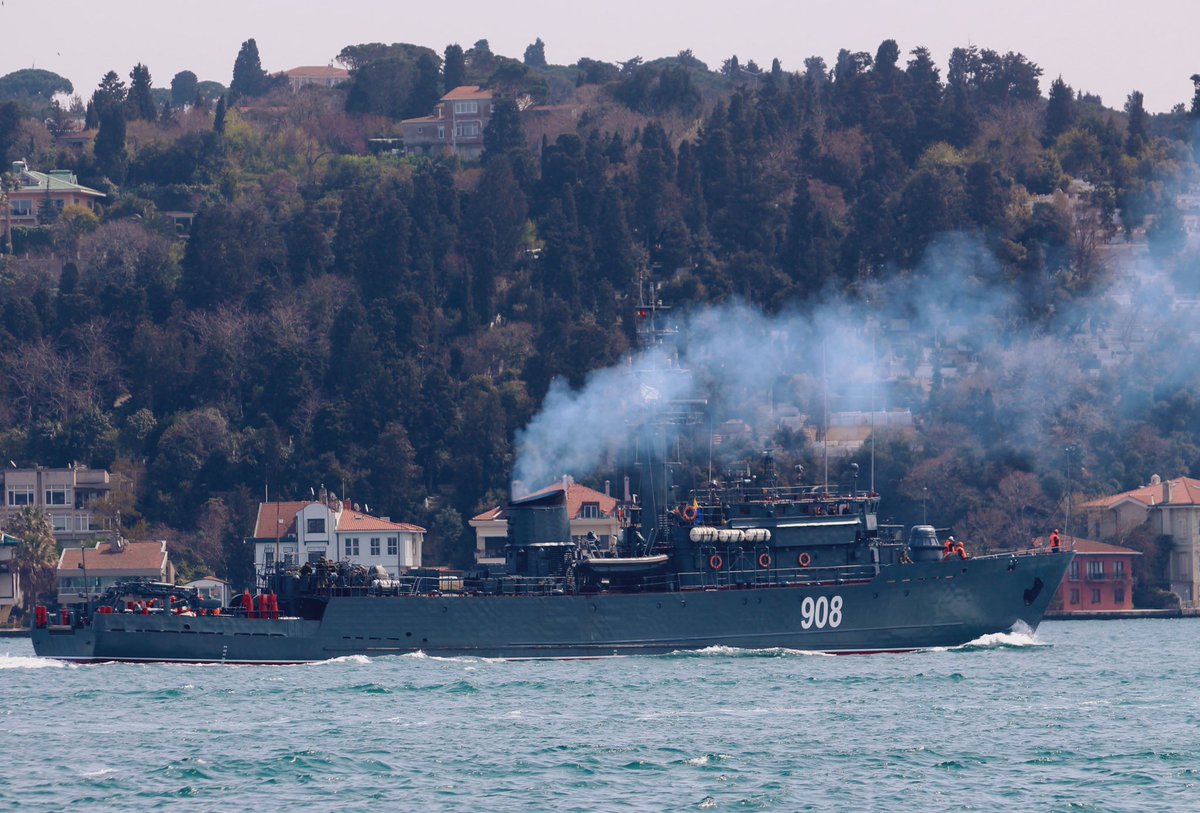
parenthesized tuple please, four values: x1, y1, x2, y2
(4, 160, 104, 227)
(1079, 475, 1200, 605)
(282, 65, 350, 90)
(56, 539, 176, 606)
(469, 478, 622, 567)
(400, 86, 493, 159)
(250, 497, 425, 578)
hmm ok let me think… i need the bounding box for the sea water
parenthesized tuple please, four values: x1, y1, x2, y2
(1, 620, 1198, 812)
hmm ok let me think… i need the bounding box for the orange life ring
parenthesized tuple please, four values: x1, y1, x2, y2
(709, 554, 723, 570)
(798, 552, 813, 567)
(682, 504, 698, 522)
(757, 552, 771, 568)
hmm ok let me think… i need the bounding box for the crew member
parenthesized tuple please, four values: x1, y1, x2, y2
(1050, 529, 1061, 551)
(955, 538, 968, 559)
(943, 536, 956, 559)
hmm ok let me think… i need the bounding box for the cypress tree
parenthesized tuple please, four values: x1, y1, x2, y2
(443, 44, 466, 92)
(230, 38, 269, 98)
(128, 63, 157, 120)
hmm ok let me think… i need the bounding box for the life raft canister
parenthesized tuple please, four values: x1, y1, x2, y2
(757, 552, 771, 568)
(709, 554, 724, 570)
(798, 551, 813, 567)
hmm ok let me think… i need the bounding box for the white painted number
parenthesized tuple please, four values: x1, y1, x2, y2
(801, 595, 843, 630)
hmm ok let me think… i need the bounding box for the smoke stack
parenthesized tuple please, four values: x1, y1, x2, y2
(624, 475, 631, 502)
(604, 479, 611, 496)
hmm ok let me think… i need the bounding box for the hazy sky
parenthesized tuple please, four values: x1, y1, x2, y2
(2, 0, 1196, 112)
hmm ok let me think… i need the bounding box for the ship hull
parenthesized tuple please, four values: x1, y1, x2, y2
(31, 552, 1069, 663)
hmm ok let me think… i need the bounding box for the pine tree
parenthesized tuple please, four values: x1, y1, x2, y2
(171, 70, 199, 107)
(1044, 77, 1075, 144)
(1124, 90, 1147, 155)
(230, 38, 269, 98)
(128, 63, 157, 120)
(1190, 74, 1200, 117)
(523, 38, 547, 68)
(443, 44, 466, 92)
(94, 101, 127, 180)
(406, 53, 442, 117)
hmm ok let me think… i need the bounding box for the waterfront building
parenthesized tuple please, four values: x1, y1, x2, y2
(0, 533, 22, 622)
(470, 478, 621, 568)
(1049, 536, 1139, 612)
(1080, 475, 1200, 606)
(250, 497, 425, 577)
(56, 539, 176, 606)
(1, 466, 120, 546)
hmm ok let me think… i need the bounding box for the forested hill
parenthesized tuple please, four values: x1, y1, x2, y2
(1, 38, 1199, 592)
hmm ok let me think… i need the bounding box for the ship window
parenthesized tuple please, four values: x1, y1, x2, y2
(1069, 588, 1079, 605)
(1091, 588, 1101, 604)
(307, 518, 325, 534)
(387, 536, 397, 556)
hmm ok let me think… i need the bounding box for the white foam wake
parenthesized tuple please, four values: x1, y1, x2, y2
(0, 653, 70, 669)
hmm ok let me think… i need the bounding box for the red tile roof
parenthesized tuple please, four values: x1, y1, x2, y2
(253, 501, 315, 539)
(1080, 477, 1200, 510)
(473, 482, 618, 523)
(336, 512, 425, 533)
(442, 85, 491, 101)
(59, 540, 169, 572)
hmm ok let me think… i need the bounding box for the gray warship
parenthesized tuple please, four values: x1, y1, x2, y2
(31, 298, 1072, 663)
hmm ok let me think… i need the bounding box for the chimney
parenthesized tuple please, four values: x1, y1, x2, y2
(1163, 480, 1172, 505)
(624, 475, 631, 502)
(604, 479, 611, 496)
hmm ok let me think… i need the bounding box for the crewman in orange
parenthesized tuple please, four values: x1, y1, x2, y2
(955, 539, 968, 559)
(943, 536, 956, 559)
(1050, 529, 1061, 551)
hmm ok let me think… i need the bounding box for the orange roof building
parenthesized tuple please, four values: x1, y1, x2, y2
(251, 497, 426, 579)
(399, 85, 494, 160)
(56, 539, 175, 606)
(469, 478, 622, 566)
(282, 65, 349, 90)
(1080, 475, 1200, 606)
(1047, 535, 1139, 613)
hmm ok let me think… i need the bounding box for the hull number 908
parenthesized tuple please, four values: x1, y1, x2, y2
(801, 595, 843, 629)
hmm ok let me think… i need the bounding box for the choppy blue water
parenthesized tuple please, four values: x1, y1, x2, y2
(2, 620, 1198, 811)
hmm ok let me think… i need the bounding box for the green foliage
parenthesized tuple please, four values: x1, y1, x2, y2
(128, 63, 157, 121)
(230, 38, 270, 98)
(171, 70, 199, 107)
(0, 69, 72, 113)
(523, 38, 547, 68)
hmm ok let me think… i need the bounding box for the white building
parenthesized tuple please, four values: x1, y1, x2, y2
(0, 533, 23, 623)
(1, 466, 119, 545)
(251, 499, 425, 577)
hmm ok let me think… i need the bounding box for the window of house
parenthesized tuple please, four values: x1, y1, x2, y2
(1068, 560, 1079, 579)
(1091, 588, 1101, 604)
(307, 518, 325, 534)
(454, 101, 478, 114)
(264, 550, 274, 567)
(308, 550, 325, 564)
(455, 122, 480, 138)
(580, 502, 601, 519)
(346, 537, 360, 557)
(7, 486, 33, 506)
(1114, 587, 1125, 605)
(387, 537, 398, 556)
(1069, 588, 1079, 605)
(1087, 560, 1104, 579)
(11, 200, 32, 216)
(51, 515, 71, 532)
(437, 126, 445, 139)
(45, 488, 68, 505)
(370, 537, 381, 556)
(283, 547, 296, 565)
(1113, 561, 1125, 578)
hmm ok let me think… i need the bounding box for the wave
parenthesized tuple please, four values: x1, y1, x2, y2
(931, 625, 1047, 653)
(665, 645, 834, 658)
(0, 653, 70, 669)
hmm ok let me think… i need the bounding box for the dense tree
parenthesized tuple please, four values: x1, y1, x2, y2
(1044, 77, 1074, 144)
(8, 506, 57, 613)
(230, 38, 269, 98)
(93, 98, 128, 180)
(0, 69, 73, 111)
(170, 70, 199, 107)
(1125, 90, 1147, 155)
(443, 43, 466, 91)
(523, 37, 547, 68)
(127, 63, 157, 121)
